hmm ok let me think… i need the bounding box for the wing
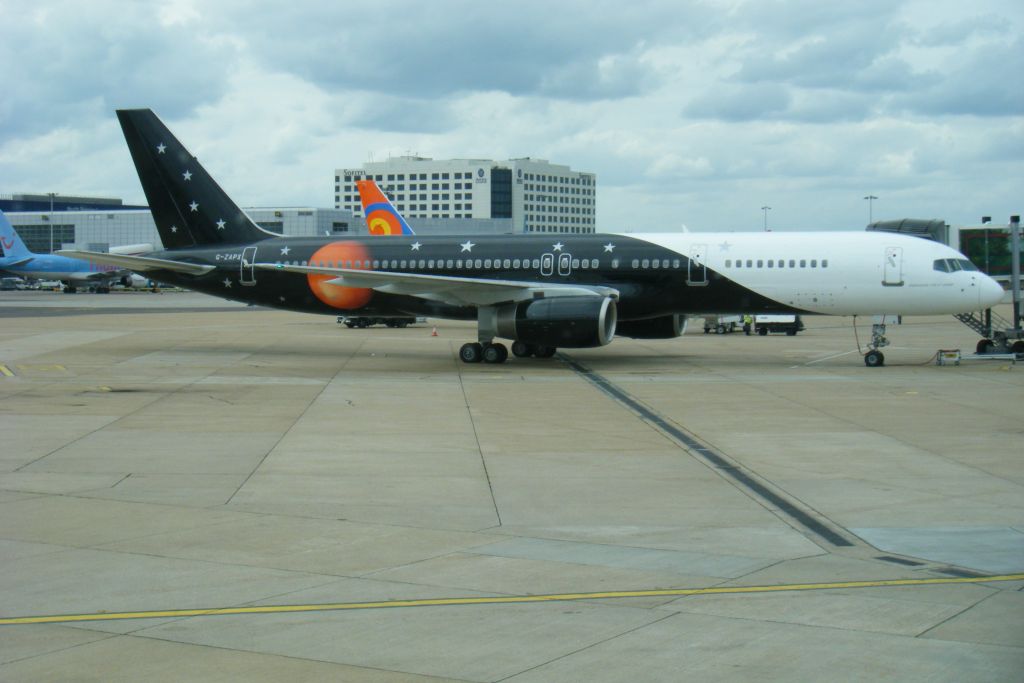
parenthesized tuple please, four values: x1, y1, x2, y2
(255, 263, 619, 307)
(56, 250, 215, 276)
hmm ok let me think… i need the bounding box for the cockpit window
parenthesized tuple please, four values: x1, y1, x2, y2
(934, 258, 981, 273)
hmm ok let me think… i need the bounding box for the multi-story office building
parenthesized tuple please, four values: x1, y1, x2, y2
(335, 157, 596, 234)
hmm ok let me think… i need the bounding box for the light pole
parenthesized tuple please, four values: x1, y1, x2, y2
(761, 205, 771, 231)
(47, 192, 56, 253)
(863, 195, 877, 224)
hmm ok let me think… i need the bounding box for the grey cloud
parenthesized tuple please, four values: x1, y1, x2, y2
(220, 0, 706, 100)
(891, 38, 1024, 116)
(0, 3, 232, 142)
(683, 83, 791, 121)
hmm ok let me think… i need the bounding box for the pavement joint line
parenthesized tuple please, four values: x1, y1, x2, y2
(558, 354, 855, 547)
(2, 574, 1022, 626)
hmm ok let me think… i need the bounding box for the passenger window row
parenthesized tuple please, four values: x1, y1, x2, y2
(725, 258, 828, 269)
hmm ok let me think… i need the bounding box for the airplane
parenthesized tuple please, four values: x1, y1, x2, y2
(59, 109, 1004, 367)
(356, 178, 416, 235)
(0, 211, 144, 293)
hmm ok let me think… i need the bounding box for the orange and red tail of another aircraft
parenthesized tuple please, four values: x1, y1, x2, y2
(356, 179, 415, 236)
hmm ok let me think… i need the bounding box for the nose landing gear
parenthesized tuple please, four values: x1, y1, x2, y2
(862, 320, 891, 367)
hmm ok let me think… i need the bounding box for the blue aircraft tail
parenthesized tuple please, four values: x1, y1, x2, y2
(0, 210, 32, 260)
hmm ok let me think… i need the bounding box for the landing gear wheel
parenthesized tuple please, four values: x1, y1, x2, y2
(511, 341, 533, 358)
(976, 338, 994, 354)
(459, 342, 483, 363)
(864, 349, 885, 367)
(533, 346, 557, 359)
(482, 343, 508, 364)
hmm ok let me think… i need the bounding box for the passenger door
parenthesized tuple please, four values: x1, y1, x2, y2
(240, 246, 257, 286)
(687, 244, 708, 286)
(883, 247, 903, 286)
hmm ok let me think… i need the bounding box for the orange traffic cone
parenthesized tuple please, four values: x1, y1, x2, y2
(431, 326, 438, 337)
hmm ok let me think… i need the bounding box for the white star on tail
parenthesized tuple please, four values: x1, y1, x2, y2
(183, 170, 192, 181)
(222, 278, 232, 288)
(460, 240, 475, 252)
(170, 225, 178, 233)
(216, 219, 226, 230)
(157, 143, 166, 154)
(189, 201, 199, 212)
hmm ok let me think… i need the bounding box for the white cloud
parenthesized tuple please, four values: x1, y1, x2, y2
(0, 0, 1020, 231)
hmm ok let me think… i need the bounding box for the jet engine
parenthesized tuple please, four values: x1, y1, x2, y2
(615, 314, 688, 339)
(495, 296, 617, 348)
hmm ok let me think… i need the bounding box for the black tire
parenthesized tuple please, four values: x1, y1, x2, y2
(483, 343, 508, 364)
(459, 342, 483, 363)
(758, 327, 768, 336)
(785, 329, 797, 336)
(533, 345, 557, 358)
(1011, 340, 1024, 354)
(864, 350, 885, 367)
(511, 341, 533, 357)
(716, 325, 725, 334)
(976, 339, 994, 354)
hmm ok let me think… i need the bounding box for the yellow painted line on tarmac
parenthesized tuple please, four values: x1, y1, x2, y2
(16, 364, 66, 372)
(0, 364, 13, 377)
(2, 573, 1023, 626)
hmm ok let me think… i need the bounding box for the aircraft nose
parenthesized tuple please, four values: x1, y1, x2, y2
(980, 276, 1005, 308)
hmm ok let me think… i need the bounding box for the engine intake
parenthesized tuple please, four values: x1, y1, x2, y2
(495, 296, 617, 348)
(616, 314, 688, 339)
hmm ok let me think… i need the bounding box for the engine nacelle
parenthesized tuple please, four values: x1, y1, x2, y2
(616, 314, 688, 339)
(495, 296, 617, 348)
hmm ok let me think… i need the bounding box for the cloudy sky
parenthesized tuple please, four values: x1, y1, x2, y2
(1, 0, 1020, 232)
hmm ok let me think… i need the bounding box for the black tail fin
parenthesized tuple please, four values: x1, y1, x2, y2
(116, 109, 274, 250)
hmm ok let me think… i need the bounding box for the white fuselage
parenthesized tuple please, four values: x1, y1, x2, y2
(634, 231, 1003, 316)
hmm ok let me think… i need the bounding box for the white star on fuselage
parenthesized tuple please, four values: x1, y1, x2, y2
(280, 246, 291, 256)
(170, 225, 178, 233)
(603, 243, 615, 253)
(189, 201, 199, 212)
(216, 219, 226, 230)
(552, 242, 564, 251)
(222, 278, 232, 288)
(156, 143, 166, 154)
(460, 240, 475, 253)
(410, 242, 422, 251)
(718, 241, 732, 251)
(183, 170, 192, 181)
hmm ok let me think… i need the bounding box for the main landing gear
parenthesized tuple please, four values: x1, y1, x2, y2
(458, 341, 557, 364)
(458, 307, 558, 364)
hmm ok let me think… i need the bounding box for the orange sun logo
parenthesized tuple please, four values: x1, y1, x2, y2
(306, 242, 373, 309)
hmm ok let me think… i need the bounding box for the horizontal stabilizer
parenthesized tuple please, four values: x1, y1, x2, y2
(56, 250, 215, 276)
